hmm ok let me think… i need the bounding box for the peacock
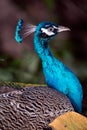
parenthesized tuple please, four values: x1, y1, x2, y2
(15, 19, 83, 113)
(0, 19, 84, 130)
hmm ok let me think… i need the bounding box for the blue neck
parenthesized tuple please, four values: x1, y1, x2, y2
(34, 32, 83, 113)
(34, 35, 53, 61)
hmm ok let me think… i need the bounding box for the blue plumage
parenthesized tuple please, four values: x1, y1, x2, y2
(15, 19, 23, 43)
(15, 20, 83, 113)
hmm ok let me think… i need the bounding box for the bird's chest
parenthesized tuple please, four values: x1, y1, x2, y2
(42, 60, 62, 86)
(42, 60, 69, 94)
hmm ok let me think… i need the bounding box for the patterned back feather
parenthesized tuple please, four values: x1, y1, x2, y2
(0, 85, 74, 130)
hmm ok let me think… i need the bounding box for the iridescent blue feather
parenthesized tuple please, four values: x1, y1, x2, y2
(15, 19, 23, 43)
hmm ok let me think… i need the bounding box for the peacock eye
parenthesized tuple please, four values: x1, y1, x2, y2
(48, 27, 54, 32)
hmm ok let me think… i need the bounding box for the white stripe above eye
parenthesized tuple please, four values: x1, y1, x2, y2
(41, 28, 55, 36)
(53, 25, 58, 29)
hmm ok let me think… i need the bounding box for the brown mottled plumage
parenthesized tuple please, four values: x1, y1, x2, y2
(0, 85, 74, 130)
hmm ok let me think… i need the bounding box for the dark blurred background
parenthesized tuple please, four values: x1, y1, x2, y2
(0, 0, 87, 112)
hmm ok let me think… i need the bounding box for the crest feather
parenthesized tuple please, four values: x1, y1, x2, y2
(15, 19, 36, 43)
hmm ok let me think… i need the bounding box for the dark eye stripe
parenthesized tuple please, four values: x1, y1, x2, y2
(54, 28, 58, 34)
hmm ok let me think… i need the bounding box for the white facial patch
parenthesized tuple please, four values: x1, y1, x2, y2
(53, 25, 58, 29)
(41, 28, 55, 36)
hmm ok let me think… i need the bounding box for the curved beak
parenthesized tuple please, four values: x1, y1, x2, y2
(58, 26, 70, 33)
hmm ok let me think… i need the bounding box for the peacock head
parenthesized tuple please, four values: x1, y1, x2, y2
(35, 21, 70, 41)
(15, 19, 70, 43)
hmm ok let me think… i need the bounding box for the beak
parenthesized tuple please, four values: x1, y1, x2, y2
(58, 26, 70, 33)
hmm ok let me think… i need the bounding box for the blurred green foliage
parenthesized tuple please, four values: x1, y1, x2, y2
(44, 0, 55, 10)
(0, 50, 45, 84)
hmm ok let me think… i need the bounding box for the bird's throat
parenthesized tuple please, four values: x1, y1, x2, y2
(34, 36, 53, 61)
